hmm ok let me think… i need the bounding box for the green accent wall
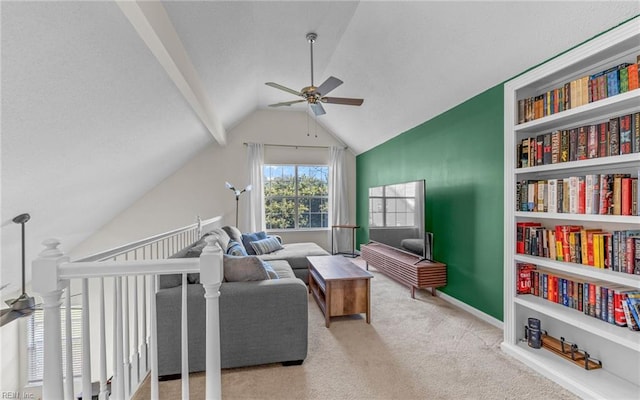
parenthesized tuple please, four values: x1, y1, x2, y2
(356, 85, 504, 321)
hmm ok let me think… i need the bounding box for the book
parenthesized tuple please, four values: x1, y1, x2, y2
(597, 122, 609, 158)
(609, 117, 620, 156)
(569, 128, 578, 161)
(543, 133, 552, 165)
(585, 174, 600, 214)
(577, 126, 587, 160)
(587, 124, 598, 158)
(628, 63, 639, 91)
(551, 130, 560, 163)
(548, 179, 558, 213)
(634, 112, 640, 153)
(620, 114, 632, 155)
(536, 135, 544, 166)
(560, 129, 569, 162)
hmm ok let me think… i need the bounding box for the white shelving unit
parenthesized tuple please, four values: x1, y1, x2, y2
(503, 18, 640, 399)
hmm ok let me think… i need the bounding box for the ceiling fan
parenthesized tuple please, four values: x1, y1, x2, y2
(0, 213, 38, 327)
(266, 32, 364, 116)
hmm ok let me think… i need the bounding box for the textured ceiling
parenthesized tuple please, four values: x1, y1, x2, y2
(1, 1, 639, 294)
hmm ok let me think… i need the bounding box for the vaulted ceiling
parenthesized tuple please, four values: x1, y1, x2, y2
(1, 1, 638, 293)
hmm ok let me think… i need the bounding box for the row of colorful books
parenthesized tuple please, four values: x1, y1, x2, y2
(517, 112, 639, 169)
(516, 263, 640, 331)
(516, 174, 639, 216)
(517, 56, 639, 124)
(516, 223, 640, 274)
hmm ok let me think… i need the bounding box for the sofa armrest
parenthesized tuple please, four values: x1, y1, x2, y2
(269, 234, 283, 244)
(219, 278, 308, 368)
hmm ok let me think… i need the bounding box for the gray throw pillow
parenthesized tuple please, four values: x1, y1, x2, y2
(222, 226, 243, 245)
(250, 236, 284, 255)
(223, 255, 270, 282)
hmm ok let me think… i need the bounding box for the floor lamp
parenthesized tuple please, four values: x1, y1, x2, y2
(226, 182, 252, 227)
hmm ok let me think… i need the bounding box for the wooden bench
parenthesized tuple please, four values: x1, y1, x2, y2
(361, 242, 446, 298)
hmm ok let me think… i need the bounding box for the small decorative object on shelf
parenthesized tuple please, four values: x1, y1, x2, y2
(523, 326, 603, 371)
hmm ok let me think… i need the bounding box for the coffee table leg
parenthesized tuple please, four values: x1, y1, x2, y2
(366, 279, 371, 324)
(325, 281, 331, 328)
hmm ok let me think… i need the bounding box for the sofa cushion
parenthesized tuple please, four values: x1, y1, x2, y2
(262, 261, 279, 279)
(226, 240, 248, 256)
(257, 242, 330, 270)
(250, 236, 284, 255)
(266, 260, 296, 279)
(223, 255, 270, 282)
(241, 231, 267, 255)
(208, 227, 231, 252)
(222, 226, 243, 246)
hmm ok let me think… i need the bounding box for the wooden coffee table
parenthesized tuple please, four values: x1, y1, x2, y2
(307, 255, 373, 327)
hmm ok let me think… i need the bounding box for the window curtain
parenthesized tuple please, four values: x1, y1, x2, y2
(328, 146, 350, 252)
(246, 143, 265, 232)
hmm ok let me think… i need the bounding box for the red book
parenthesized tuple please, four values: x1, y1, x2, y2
(587, 124, 598, 158)
(559, 225, 582, 262)
(578, 177, 586, 214)
(517, 263, 536, 294)
(597, 122, 609, 158)
(589, 284, 597, 317)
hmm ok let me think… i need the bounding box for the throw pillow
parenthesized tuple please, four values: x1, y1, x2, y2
(261, 261, 279, 279)
(241, 231, 268, 255)
(208, 228, 230, 252)
(226, 240, 248, 257)
(223, 255, 270, 282)
(250, 236, 284, 255)
(221, 226, 243, 245)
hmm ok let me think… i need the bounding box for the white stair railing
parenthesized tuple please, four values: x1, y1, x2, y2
(32, 216, 222, 400)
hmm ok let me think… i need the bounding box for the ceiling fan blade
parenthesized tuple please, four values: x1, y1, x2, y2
(268, 99, 307, 107)
(265, 82, 303, 97)
(314, 76, 343, 96)
(322, 97, 364, 106)
(0, 307, 34, 327)
(310, 102, 326, 116)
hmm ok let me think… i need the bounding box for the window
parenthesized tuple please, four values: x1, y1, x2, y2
(263, 165, 329, 230)
(28, 307, 83, 383)
(368, 182, 417, 228)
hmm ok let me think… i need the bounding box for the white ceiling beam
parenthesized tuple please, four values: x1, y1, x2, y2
(116, 0, 226, 145)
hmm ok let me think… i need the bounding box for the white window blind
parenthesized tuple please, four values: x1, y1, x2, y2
(27, 307, 83, 383)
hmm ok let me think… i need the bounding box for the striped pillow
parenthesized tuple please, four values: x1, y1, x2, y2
(250, 236, 283, 255)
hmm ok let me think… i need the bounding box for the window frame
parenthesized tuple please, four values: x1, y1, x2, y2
(263, 164, 329, 231)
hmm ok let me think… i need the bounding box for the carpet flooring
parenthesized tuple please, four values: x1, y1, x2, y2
(133, 258, 577, 399)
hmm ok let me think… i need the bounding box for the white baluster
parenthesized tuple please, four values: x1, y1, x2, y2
(122, 276, 130, 397)
(33, 239, 68, 400)
(64, 281, 74, 400)
(115, 277, 125, 400)
(140, 275, 148, 376)
(99, 278, 108, 400)
(199, 237, 222, 400)
(82, 278, 92, 400)
(112, 277, 119, 399)
(149, 274, 159, 400)
(181, 273, 189, 399)
(132, 275, 139, 386)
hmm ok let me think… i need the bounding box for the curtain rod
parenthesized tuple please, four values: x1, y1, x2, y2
(243, 142, 348, 150)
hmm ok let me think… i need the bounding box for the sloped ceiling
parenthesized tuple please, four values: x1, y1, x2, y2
(1, 1, 638, 295)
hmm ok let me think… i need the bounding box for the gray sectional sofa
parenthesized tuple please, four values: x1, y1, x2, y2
(156, 226, 330, 377)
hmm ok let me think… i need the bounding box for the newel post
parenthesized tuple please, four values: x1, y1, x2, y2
(199, 236, 222, 400)
(32, 239, 69, 400)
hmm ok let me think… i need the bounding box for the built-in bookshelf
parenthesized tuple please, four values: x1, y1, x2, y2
(503, 18, 640, 400)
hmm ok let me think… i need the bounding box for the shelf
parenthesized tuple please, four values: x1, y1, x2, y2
(514, 153, 640, 177)
(514, 90, 640, 134)
(514, 254, 640, 289)
(514, 211, 640, 224)
(514, 295, 640, 351)
(501, 341, 640, 400)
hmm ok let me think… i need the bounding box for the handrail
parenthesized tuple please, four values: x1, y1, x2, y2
(74, 215, 221, 262)
(59, 259, 201, 279)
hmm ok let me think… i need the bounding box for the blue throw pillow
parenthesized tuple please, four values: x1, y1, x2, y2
(250, 236, 284, 255)
(226, 240, 248, 257)
(241, 231, 267, 255)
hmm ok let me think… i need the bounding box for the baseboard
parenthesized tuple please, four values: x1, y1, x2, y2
(436, 290, 504, 330)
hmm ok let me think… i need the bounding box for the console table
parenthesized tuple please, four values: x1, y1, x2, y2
(361, 242, 446, 298)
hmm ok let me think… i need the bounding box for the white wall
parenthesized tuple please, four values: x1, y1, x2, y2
(71, 109, 356, 259)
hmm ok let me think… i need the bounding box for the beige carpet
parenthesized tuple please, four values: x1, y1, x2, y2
(133, 258, 577, 400)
